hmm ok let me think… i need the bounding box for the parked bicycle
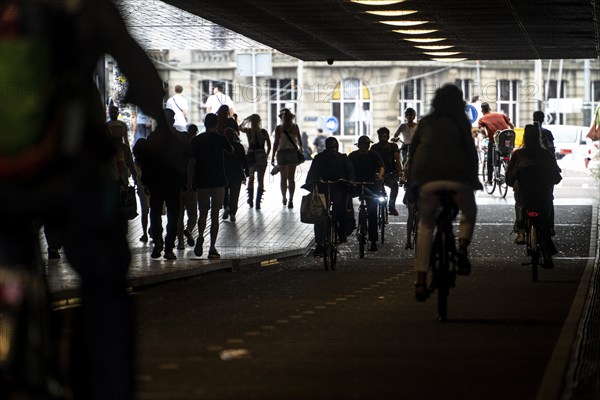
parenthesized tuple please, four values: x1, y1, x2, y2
(428, 190, 459, 322)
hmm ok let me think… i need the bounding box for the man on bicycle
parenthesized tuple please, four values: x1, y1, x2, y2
(393, 107, 418, 165)
(349, 135, 385, 252)
(304, 137, 355, 257)
(478, 102, 514, 184)
(371, 127, 402, 216)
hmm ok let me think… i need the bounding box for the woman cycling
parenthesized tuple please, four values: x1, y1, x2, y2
(407, 84, 482, 301)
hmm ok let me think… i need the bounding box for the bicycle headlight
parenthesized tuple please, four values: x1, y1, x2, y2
(378, 196, 386, 202)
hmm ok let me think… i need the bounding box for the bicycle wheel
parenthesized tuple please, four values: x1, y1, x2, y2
(498, 159, 509, 198)
(436, 233, 449, 322)
(379, 203, 387, 244)
(358, 208, 367, 259)
(324, 216, 338, 270)
(530, 223, 539, 282)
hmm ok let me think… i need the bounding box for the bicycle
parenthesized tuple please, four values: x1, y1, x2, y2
(428, 190, 459, 322)
(520, 209, 555, 282)
(482, 130, 514, 198)
(354, 182, 371, 259)
(319, 178, 352, 270)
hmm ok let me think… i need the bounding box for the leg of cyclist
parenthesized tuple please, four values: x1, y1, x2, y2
(331, 188, 352, 243)
(451, 184, 477, 275)
(384, 174, 399, 216)
(313, 220, 326, 257)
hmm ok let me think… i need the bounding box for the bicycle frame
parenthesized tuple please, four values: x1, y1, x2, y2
(429, 190, 458, 322)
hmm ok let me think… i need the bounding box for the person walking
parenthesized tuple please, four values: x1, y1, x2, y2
(142, 109, 186, 260)
(223, 127, 249, 222)
(177, 124, 199, 249)
(191, 113, 234, 259)
(205, 84, 235, 115)
(165, 84, 189, 132)
(393, 107, 418, 165)
(133, 105, 152, 143)
(408, 84, 482, 301)
(240, 114, 271, 209)
(272, 108, 304, 208)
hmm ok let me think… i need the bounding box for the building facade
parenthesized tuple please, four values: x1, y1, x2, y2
(141, 50, 600, 153)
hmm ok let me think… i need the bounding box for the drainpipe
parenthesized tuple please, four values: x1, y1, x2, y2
(584, 59, 591, 127)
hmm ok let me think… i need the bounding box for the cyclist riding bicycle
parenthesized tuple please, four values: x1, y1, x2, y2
(393, 107, 418, 167)
(478, 102, 515, 185)
(349, 135, 385, 252)
(407, 84, 482, 301)
(304, 137, 355, 257)
(506, 124, 562, 268)
(371, 127, 402, 216)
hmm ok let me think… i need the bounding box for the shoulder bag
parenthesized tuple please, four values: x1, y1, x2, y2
(283, 128, 306, 165)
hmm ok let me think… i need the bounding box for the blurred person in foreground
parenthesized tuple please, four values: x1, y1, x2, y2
(0, 0, 168, 398)
(407, 84, 482, 302)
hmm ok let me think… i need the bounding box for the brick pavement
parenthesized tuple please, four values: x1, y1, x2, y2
(45, 168, 315, 300)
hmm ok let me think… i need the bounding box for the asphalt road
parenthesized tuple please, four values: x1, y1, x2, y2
(128, 167, 595, 400)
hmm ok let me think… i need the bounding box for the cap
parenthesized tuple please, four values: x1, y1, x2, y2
(355, 135, 373, 146)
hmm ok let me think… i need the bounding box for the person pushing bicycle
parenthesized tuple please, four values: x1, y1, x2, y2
(304, 137, 355, 257)
(349, 135, 385, 252)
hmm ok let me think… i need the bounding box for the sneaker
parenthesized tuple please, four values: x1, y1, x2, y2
(151, 240, 163, 259)
(208, 248, 221, 259)
(184, 229, 195, 246)
(313, 245, 324, 257)
(48, 248, 60, 260)
(389, 207, 399, 216)
(139, 234, 149, 242)
(369, 241, 378, 252)
(514, 232, 526, 245)
(230, 215, 236, 222)
(176, 241, 185, 250)
(194, 237, 204, 257)
(456, 249, 471, 276)
(164, 251, 177, 260)
(288, 201, 294, 209)
(223, 211, 229, 220)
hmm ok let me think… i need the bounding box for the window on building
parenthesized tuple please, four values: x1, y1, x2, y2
(399, 78, 424, 119)
(497, 80, 520, 126)
(331, 78, 372, 137)
(545, 79, 568, 125)
(268, 79, 297, 133)
(455, 79, 474, 102)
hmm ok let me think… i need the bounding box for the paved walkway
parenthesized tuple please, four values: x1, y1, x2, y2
(46, 165, 316, 300)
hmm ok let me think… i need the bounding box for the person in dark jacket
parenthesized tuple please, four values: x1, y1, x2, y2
(408, 83, 482, 301)
(304, 137, 355, 257)
(506, 124, 562, 268)
(142, 109, 186, 260)
(223, 127, 249, 222)
(190, 113, 234, 259)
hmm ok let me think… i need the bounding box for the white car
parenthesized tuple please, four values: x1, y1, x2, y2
(545, 124, 588, 160)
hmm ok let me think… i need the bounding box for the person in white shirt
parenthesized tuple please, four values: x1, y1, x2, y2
(165, 84, 189, 131)
(205, 84, 235, 115)
(393, 107, 418, 166)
